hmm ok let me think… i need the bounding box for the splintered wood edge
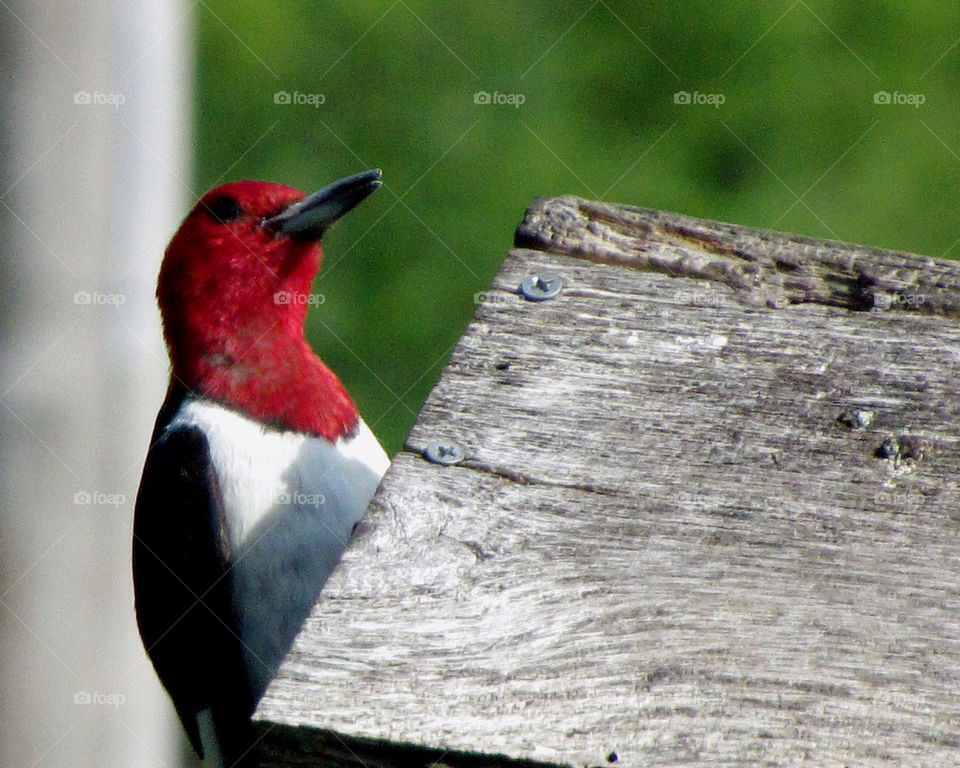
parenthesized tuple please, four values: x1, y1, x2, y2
(515, 196, 960, 316)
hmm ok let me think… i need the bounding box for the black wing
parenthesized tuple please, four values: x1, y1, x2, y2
(132, 415, 253, 758)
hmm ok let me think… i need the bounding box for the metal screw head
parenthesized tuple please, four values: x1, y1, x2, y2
(424, 441, 465, 465)
(520, 273, 563, 301)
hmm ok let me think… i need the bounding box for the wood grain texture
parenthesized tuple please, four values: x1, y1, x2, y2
(254, 197, 960, 768)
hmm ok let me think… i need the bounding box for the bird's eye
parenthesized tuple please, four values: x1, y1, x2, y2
(205, 196, 243, 223)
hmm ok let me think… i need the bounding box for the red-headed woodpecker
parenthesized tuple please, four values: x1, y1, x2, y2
(132, 170, 389, 766)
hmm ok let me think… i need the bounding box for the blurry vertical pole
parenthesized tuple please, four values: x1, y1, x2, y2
(0, 1, 192, 767)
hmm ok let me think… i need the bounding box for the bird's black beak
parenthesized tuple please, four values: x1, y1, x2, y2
(262, 169, 382, 240)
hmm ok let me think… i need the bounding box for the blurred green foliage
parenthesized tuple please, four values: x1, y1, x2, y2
(196, 1, 960, 452)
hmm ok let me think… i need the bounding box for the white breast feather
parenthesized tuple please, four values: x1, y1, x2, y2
(168, 399, 389, 699)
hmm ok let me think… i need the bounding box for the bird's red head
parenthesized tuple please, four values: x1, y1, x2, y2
(158, 170, 382, 441)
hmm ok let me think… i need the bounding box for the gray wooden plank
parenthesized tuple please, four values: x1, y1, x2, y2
(254, 198, 960, 768)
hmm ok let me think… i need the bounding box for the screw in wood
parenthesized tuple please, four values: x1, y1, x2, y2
(424, 441, 465, 465)
(520, 272, 563, 301)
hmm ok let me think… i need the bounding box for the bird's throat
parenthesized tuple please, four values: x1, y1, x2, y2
(173, 333, 359, 442)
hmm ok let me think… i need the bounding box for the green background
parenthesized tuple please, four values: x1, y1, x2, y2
(195, 2, 960, 453)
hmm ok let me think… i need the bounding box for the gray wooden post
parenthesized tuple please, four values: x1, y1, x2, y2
(0, 2, 191, 765)
(254, 197, 960, 768)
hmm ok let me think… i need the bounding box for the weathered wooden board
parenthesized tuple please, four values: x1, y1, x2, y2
(254, 197, 960, 768)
